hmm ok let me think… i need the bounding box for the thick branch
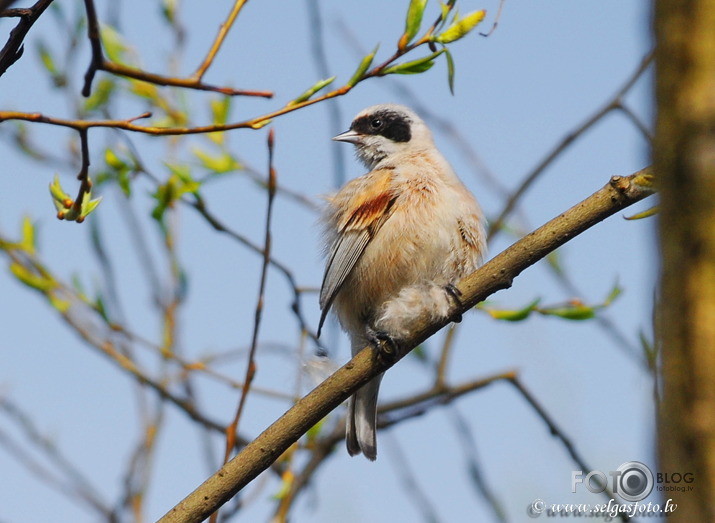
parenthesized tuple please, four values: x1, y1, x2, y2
(158, 167, 654, 523)
(655, 0, 715, 520)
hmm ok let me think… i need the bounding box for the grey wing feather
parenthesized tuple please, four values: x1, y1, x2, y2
(317, 229, 371, 337)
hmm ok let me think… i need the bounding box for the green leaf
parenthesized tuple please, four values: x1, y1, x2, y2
(161, 0, 178, 25)
(84, 78, 116, 112)
(603, 281, 623, 307)
(192, 147, 241, 174)
(48, 293, 71, 313)
(487, 298, 541, 322)
(37, 41, 58, 76)
(404, 0, 428, 45)
(545, 250, 564, 276)
(411, 343, 428, 361)
(105, 148, 127, 170)
(151, 183, 172, 223)
(20, 217, 36, 254)
(208, 97, 231, 144)
(639, 330, 657, 369)
(80, 195, 103, 220)
(444, 47, 455, 94)
(10, 263, 53, 292)
(435, 9, 486, 43)
(288, 76, 336, 106)
(438, 1, 452, 28)
(382, 49, 445, 75)
(624, 206, 659, 220)
(210, 96, 231, 126)
(542, 304, 596, 321)
(100, 24, 128, 63)
(49, 174, 72, 213)
(347, 45, 379, 87)
(152, 167, 201, 222)
(95, 294, 110, 323)
(306, 417, 326, 442)
(103, 147, 133, 196)
(129, 80, 160, 102)
(165, 162, 194, 185)
(632, 170, 655, 189)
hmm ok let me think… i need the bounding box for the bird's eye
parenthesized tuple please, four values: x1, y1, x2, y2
(370, 118, 382, 129)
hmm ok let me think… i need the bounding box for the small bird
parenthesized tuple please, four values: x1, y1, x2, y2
(318, 104, 486, 460)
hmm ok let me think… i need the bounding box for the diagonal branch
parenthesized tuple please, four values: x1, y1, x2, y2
(191, 0, 248, 81)
(157, 167, 654, 523)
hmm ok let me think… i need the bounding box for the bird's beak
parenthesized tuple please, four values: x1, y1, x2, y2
(332, 129, 363, 144)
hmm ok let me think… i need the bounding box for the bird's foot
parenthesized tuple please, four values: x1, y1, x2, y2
(445, 283, 464, 323)
(366, 326, 399, 364)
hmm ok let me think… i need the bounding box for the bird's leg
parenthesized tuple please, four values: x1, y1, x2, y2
(365, 325, 399, 364)
(445, 283, 464, 323)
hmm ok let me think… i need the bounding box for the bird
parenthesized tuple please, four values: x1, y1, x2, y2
(318, 104, 486, 460)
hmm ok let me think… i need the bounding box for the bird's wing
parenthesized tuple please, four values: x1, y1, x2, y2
(318, 170, 396, 336)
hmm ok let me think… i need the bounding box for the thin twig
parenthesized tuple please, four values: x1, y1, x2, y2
(192, 0, 248, 80)
(507, 376, 626, 522)
(435, 324, 457, 388)
(187, 193, 319, 347)
(101, 60, 273, 98)
(71, 128, 93, 220)
(0, 397, 116, 519)
(447, 408, 507, 523)
(487, 51, 654, 240)
(386, 434, 442, 523)
(0, 0, 54, 76)
(81, 0, 102, 96)
(306, 0, 347, 188)
(479, 0, 506, 37)
(221, 128, 278, 468)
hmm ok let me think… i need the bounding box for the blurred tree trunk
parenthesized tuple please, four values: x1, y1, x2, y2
(655, 1, 715, 521)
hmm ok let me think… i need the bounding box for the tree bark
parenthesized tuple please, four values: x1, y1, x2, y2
(655, 1, 715, 521)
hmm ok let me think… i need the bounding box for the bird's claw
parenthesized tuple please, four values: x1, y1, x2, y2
(445, 283, 464, 323)
(366, 327, 399, 363)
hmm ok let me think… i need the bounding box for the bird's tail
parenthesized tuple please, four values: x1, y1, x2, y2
(346, 372, 384, 461)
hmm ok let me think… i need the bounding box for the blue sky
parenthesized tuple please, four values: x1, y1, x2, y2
(0, 1, 657, 521)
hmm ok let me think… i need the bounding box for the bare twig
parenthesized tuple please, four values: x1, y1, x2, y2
(435, 324, 458, 388)
(306, 0, 347, 188)
(507, 376, 625, 521)
(479, 0, 506, 37)
(386, 434, 442, 523)
(221, 128, 278, 463)
(487, 52, 654, 240)
(447, 409, 507, 522)
(192, 0, 248, 81)
(100, 60, 274, 98)
(72, 128, 93, 220)
(187, 193, 319, 347)
(0, 397, 116, 519)
(80, 0, 271, 98)
(0, 0, 54, 76)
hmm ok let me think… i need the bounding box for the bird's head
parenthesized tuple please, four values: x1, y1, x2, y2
(333, 104, 434, 170)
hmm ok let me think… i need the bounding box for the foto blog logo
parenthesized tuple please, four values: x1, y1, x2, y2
(572, 461, 655, 502)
